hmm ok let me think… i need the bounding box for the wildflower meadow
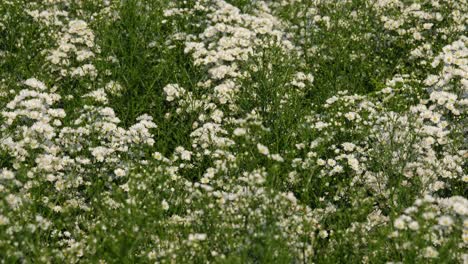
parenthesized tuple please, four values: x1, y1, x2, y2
(0, 0, 466, 263)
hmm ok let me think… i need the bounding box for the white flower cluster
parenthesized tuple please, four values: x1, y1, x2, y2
(0, 0, 466, 263)
(46, 19, 97, 79)
(167, 0, 297, 106)
(374, 0, 467, 66)
(391, 195, 468, 262)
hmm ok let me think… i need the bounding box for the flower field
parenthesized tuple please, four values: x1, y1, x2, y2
(0, 0, 466, 263)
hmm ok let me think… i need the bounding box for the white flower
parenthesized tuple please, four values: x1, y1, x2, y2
(344, 112, 358, 121)
(342, 142, 356, 152)
(257, 143, 269, 156)
(6, 194, 21, 209)
(46, 174, 56, 182)
(423, 23, 433, 29)
(68, 20, 88, 33)
(317, 159, 326, 166)
(90, 147, 113, 162)
(0, 215, 9, 225)
(83, 89, 108, 104)
(319, 230, 328, 238)
(148, 251, 157, 260)
(327, 159, 336, 167)
(347, 157, 360, 171)
(114, 168, 126, 177)
(188, 233, 207, 241)
(153, 152, 163, 160)
(424, 75, 439, 86)
(408, 221, 419, 230)
(181, 150, 192, 161)
(163, 84, 185, 102)
(270, 154, 284, 162)
(438, 215, 453, 227)
(381, 87, 393, 94)
(162, 200, 169, 210)
(233, 128, 246, 136)
(211, 109, 224, 123)
(105, 81, 123, 95)
(0, 169, 14, 180)
(52, 206, 62, 212)
(24, 78, 47, 90)
(315, 121, 328, 130)
(394, 218, 406, 230)
(71, 64, 97, 78)
(423, 247, 439, 258)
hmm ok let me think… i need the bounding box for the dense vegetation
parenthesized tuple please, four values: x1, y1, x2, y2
(0, 0, 466, 263)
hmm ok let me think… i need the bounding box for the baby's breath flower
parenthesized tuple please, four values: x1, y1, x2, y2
(257, 143, 270, 156)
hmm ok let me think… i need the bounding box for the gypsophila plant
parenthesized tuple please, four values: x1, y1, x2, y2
(0, 0, 466, 263)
